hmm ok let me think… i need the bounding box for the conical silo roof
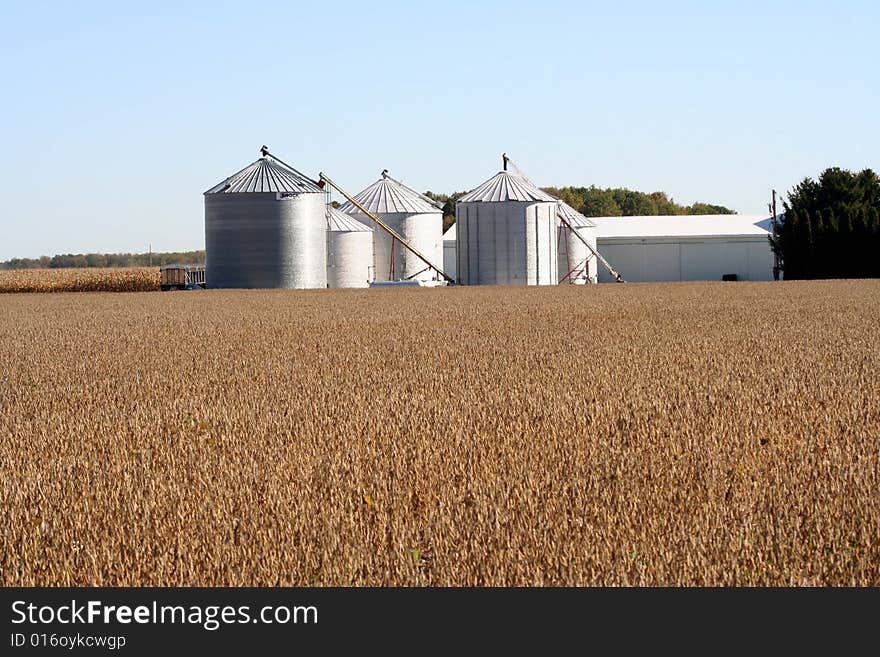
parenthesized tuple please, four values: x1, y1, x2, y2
(327, 205, 372, 232)
(205, 155, 324, 195)
(557, 200, 597, 228)
(339, 172, 441, 215)
(458, 171, 557, 203)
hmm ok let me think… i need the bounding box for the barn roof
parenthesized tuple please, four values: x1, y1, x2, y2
(595, 214, 779, 239)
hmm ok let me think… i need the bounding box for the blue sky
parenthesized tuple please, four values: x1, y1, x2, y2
(0, 1, 877, 259)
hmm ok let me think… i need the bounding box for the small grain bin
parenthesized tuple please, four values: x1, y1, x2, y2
(557, 201, 598, 284)
(204, 148, 327, 289)
(339, 171, 443, 283)
(455, 160, 558, 285)
(327, 205, 373, 288)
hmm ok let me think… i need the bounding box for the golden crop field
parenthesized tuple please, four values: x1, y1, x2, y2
(0, 267, 159, 293)
(1, 281, 878, 586)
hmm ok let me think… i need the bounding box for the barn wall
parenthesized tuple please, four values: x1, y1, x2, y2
(443, 240, 457, 283)
(597, 236, 773, 283)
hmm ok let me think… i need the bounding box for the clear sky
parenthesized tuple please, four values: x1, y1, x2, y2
(0, 1, 877, 260)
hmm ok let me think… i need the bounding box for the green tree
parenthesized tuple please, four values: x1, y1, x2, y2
(837, 209, 853, 278)
(612, 189, 658, 216)
(649, 191, 682, 215)
(871, 208, 880, 277)
(578, 187, 622, 216)
(688, 202, 735, 215)
(3, 250, 205, 270)
(541, 185, 733, 217)
(773, 167, 880, 279)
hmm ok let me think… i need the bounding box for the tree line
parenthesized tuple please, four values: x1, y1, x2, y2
(425, 186, 735, 233)
(542, 186, 734, 218)
(1, 251, 205, 270)
(770, 167, 880, 279)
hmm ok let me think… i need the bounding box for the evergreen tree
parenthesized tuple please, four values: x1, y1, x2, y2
(780, 167, 880, 279)
(782, 209, 804, 280)
(851, 208, 867, 278)
(871, 208, 880, 277)
(837, 209, 853, 278)
(803, 210, 815, 279)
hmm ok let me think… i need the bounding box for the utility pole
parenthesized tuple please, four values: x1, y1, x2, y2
(149, 243, 152, 267)
(770, 190, 780, 281)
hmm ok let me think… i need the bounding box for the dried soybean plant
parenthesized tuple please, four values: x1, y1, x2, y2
(0, 280, 878, 586)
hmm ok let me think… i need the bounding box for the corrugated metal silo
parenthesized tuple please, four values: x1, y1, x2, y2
(339, 172, 443, 283)
(204, 150, 327, 289)
(327, 205, 373, 288)
(557, 201, 598, 284)
(455, 167, 558, 285)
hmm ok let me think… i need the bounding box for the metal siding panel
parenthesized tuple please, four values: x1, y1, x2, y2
(498, 203, 511, 284)
(454, 200, 556, 285)
(457, 207, 467, 284)
(544, 205, 557, 285)
(643, 242, 681, 282)
(327, 229, 372, 288)
(474, 204, 483, 284)
(478, 204, 496, 284)
(205, 192, 326, 289)
(525, 204, 537, 285)
(595, 243, 646, 283)
(681, 242, 728, 281)
(443, 241, 457, 283)
(746, 240, 774, 281)
(722, 241, 749, 280)
(401, 213, 443, 282)
(511, 204, 525, 283)
(278, 192, 327, 288)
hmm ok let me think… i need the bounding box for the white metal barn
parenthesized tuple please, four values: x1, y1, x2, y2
(455, 169, 558, 285)
(339, 172, 443, 283)
(442, 223, 457, 283)
(326, 205, 373, 288)
(595, 214, 777, 283)
(557, 201, 598, 285)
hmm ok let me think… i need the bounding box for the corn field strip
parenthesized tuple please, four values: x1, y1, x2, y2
(0, 268, 159, 293)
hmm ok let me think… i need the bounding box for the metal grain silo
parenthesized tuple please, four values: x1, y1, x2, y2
(339, 171, 443, 283)
(327, 205, 373, 288)
(204, 149, 327, 289)
(455, 162, 558, 285)
(557, 201, 598, 284)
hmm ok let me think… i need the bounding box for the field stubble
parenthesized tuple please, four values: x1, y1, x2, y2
(0, 280, 878, 585)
